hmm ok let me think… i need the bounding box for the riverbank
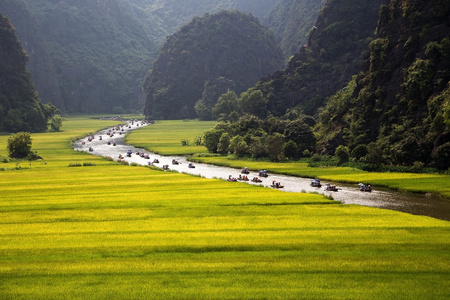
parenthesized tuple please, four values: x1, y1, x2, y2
(125, 120, 450, 198)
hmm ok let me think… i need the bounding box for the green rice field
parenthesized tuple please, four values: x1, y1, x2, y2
(0, 117, 449, 299)
(125, 120, 215, 155)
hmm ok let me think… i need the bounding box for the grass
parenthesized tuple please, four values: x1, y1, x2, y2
(0, 116, 449, 299)
(124, 119, 216, 155)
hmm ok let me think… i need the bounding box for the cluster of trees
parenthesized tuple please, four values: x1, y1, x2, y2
(204, 112, 316, 161)
(144, 10, 284, 119)
(0, 13, 60, 133)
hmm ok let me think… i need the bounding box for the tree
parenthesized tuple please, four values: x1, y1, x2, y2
(335, 145, 350, 165)
(265, 133, 285, 161)
(239, 89, 267, 118)
(212, 91, 239, 120)
(284, 140, 299, 159)
(284, 119, 316, 153)
(49, 115, 63, 132)
(229, 135, 248, 156)
(217, 132, 231, 155)
(203, 129, 224, 153)
(7, 132, 32, 159)
(194, 100, 212, 121)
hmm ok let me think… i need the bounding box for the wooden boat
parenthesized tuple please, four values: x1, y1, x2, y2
(310, 179, 322, 187)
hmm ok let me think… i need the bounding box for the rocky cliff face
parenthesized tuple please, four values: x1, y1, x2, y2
(0, 13, 54, 132)
(263, 0, 327, 60)
(143, 10, 284, 119)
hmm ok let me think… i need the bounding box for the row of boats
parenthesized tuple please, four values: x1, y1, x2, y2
(310, 179, 372, 192)
(228, 168, 373, 192)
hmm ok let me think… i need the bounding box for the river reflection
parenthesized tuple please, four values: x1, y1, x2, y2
(74, 122, 450, 221)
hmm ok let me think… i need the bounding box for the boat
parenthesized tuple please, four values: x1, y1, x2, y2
(172, 159, 179, 165)
(310, 179, 322, 187)
(251, 177, 262, 183)
(163, 164, 169, 170)
(241, 167, 249, 174)
(188, 162, 195, 168)
(238, 175, 249, 181)
(259, 170, 268, 177)
(324, 183, 338, 192)
(153, 159, 159, 163)
(227, 175, 237, 182)
(270, 181, 284, 188)
(359, 183, 372, 192)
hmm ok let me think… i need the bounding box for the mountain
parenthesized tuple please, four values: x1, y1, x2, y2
(264, 0, 327, 60)
(316, 0, 450, 169)
(0, 13, 57, 133)
(0, 0, 278, 114)
(0, 0, 157, 113)
(143, 10, 284, 119)
(245, 0, 385, 118)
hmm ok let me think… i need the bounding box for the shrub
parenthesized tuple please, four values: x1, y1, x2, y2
(7, 132, 33, 159)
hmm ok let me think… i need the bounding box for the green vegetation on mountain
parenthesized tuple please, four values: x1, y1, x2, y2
(316, 0, 450, 169)
(143, 10, 284, 119)
(0, 0, 278, 114)
(0, 13, 58, 133)
(245, 0, 385, 117)
(264, 0, 327, 60)
(0, 0, 156, 113)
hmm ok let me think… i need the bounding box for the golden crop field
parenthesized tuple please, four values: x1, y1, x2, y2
(0, 116, 449, 299)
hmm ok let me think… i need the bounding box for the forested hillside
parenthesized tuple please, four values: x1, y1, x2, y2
(0, 0, 278, 114)
(0, 0, 155, 113)
(143, 10, 284, 119)
(264, 0, 327, 60)
(0, 14, 57, 133)
(244, 0, 385, 117)
(316, 0, 450, 169)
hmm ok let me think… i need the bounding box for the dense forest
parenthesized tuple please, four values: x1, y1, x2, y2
(0, 13, 58, 133)
(247, 0, 386, 117)
(316, 0, 450, 169)
(200, 0, 450, 170)
(143, 10, 284, 119)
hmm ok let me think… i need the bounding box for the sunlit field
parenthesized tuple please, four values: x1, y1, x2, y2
(0, 116, 449, 299)
(125, 120, 450, 197)
(125, 120, 215, 155)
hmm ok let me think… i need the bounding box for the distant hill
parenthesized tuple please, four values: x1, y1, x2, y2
(264, 0, 327, 60)
(246, 0, 385, 117)
(0, 0, 278, 114)
(316, 0, 450, 169)
(0, 0, 156, 113)
(143, 10, 284, 119)
(0, 13, 56, 133)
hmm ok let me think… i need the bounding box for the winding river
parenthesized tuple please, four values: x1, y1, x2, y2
(74, 121, 450, 221)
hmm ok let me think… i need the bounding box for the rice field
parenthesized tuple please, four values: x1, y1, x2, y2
(0, 116, 449, 299)
(125, 120, 215, 155)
